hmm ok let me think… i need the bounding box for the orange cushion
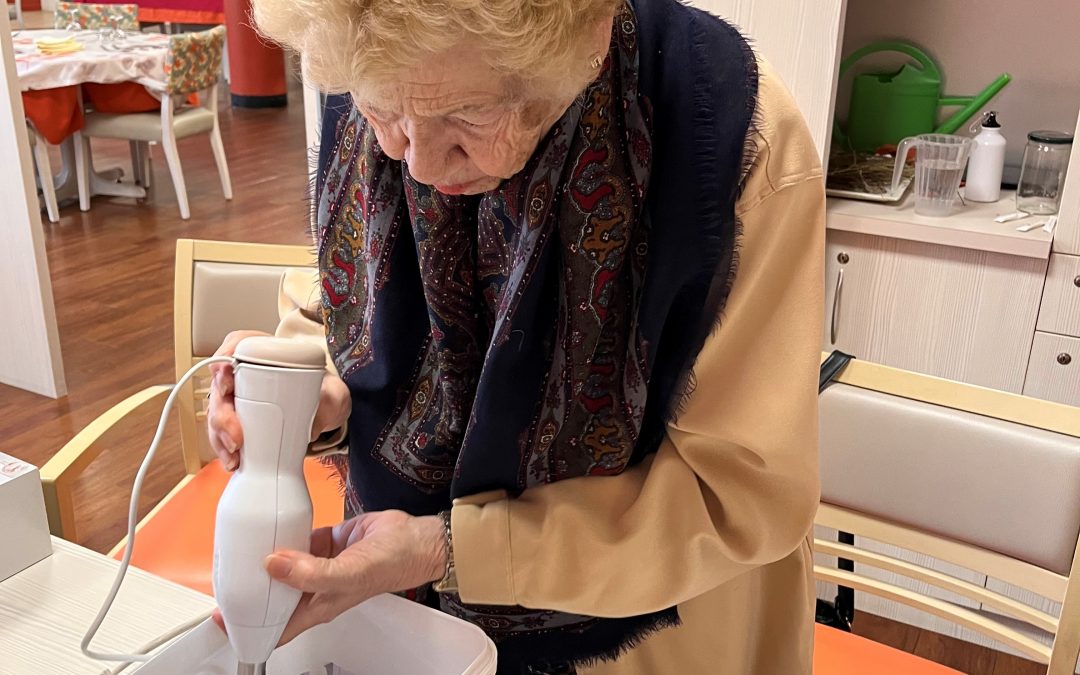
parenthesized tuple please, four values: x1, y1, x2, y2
(82, 82, 162, 114)
(116, 458, 344, 596)
(22, 86, 84, 145)
(814, 624, 963, 675)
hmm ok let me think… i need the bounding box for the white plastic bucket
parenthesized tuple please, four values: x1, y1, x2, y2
(134, 593, 497, 675)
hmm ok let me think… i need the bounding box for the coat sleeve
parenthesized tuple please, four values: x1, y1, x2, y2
(450, 65, 826, 616)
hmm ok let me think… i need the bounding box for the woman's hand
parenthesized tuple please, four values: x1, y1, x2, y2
(206, 330, 352, 470)
(212, 511, 448, 646)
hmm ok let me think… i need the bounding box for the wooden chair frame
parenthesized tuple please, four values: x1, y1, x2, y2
(40, 239, 314, 552)
(816, 357, 1080, 673)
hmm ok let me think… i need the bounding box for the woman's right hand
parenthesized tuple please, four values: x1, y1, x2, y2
(207, 330, 352, 471)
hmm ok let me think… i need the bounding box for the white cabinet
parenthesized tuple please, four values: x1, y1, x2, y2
(1036, 254, 1080, 338)
(824, 229, 1047, 393)
(1023, 333, 1080, 407)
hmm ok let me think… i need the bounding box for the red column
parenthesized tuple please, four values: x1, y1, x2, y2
(223, 0, 287, 108)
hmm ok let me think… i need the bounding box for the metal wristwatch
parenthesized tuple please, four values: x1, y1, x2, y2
(433, 510, 458, 593)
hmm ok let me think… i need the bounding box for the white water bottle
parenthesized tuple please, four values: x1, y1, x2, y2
(966, 111, 1007, 203)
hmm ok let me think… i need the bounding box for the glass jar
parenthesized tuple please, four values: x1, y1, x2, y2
(1016, 130, 1073, 215)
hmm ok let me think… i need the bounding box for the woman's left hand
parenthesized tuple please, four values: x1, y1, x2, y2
(213, 511, 448, 646)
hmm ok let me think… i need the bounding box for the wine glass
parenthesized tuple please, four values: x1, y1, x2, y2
(109, 12, 127, 43)
(63, 7, 82, 32)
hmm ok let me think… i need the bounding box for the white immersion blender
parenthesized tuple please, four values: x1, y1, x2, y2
(80, 337, 327, 674)
(215, 336, 327, 674)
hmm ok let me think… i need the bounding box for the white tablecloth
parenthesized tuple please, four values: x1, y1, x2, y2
(13, 29, 170, 92)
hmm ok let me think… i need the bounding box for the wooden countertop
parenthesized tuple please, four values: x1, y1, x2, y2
(827, 190, 1055, 259)
(0, 537, 215, 673)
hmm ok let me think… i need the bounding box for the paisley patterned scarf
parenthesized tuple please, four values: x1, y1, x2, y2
(316, 5, 686, 671)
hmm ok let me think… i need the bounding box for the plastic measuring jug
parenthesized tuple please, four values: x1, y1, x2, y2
(891, 134, 974, 217)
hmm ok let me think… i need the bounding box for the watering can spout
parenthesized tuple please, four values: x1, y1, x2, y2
(934, 73, 1012, 134)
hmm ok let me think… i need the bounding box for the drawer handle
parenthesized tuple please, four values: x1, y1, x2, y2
(1074, 275, 1080, 288)
(831, 267, 845, 344)
(1059, 353, 1073, 366)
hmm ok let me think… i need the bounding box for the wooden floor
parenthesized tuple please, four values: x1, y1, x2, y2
(0, 59, 1048, 674)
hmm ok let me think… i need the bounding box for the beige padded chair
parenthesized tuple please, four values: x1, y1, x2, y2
(40, 239, 342, 596)
(814, 358, 1080, 674)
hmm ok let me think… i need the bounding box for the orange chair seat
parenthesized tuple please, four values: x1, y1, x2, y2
(814, 624, 963, 674)
(115, 458, 344, 596)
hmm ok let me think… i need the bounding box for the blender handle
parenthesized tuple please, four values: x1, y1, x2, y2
(892, 137, 918, 195)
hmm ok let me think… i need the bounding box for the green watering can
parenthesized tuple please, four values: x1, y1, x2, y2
(834, 41, 1011, 152)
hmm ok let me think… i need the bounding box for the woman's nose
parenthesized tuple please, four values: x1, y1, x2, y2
(403, 122, 454, 185)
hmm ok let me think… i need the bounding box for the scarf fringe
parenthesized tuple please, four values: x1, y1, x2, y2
(667, 18, 760, 422)
(494, 608, 681, 675)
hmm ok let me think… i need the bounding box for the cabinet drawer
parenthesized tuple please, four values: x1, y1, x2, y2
(1036, 254, 1080, 337)
(823, 230, 1045, 393)
(1024, 333, 1080, 407)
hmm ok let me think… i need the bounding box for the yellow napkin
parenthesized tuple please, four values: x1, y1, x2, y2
(35, 37, 83, 54)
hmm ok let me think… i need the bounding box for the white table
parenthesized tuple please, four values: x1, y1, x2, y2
(0, 537, 215, 673)
(13, 29, 173, 204)
(13, 29, 171, 92)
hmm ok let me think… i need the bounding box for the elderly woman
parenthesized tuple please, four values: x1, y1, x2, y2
(208, 0, 825, 672)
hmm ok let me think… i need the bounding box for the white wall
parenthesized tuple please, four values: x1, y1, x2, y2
(841, 0, 1080, 176)
(0, 9, 67, 398)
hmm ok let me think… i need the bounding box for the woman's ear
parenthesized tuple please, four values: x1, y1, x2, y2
(588, 11, 616, 63)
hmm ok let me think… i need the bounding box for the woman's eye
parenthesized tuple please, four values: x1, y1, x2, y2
(454, 115, 497, 130)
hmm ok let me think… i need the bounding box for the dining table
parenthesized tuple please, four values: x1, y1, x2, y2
(13, 27, 174, 204)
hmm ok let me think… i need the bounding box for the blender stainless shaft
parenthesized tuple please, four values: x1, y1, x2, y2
(236, 662, 267, 675)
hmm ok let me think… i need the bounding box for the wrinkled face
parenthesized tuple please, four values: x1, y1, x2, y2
(353, 46, 572, 196)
